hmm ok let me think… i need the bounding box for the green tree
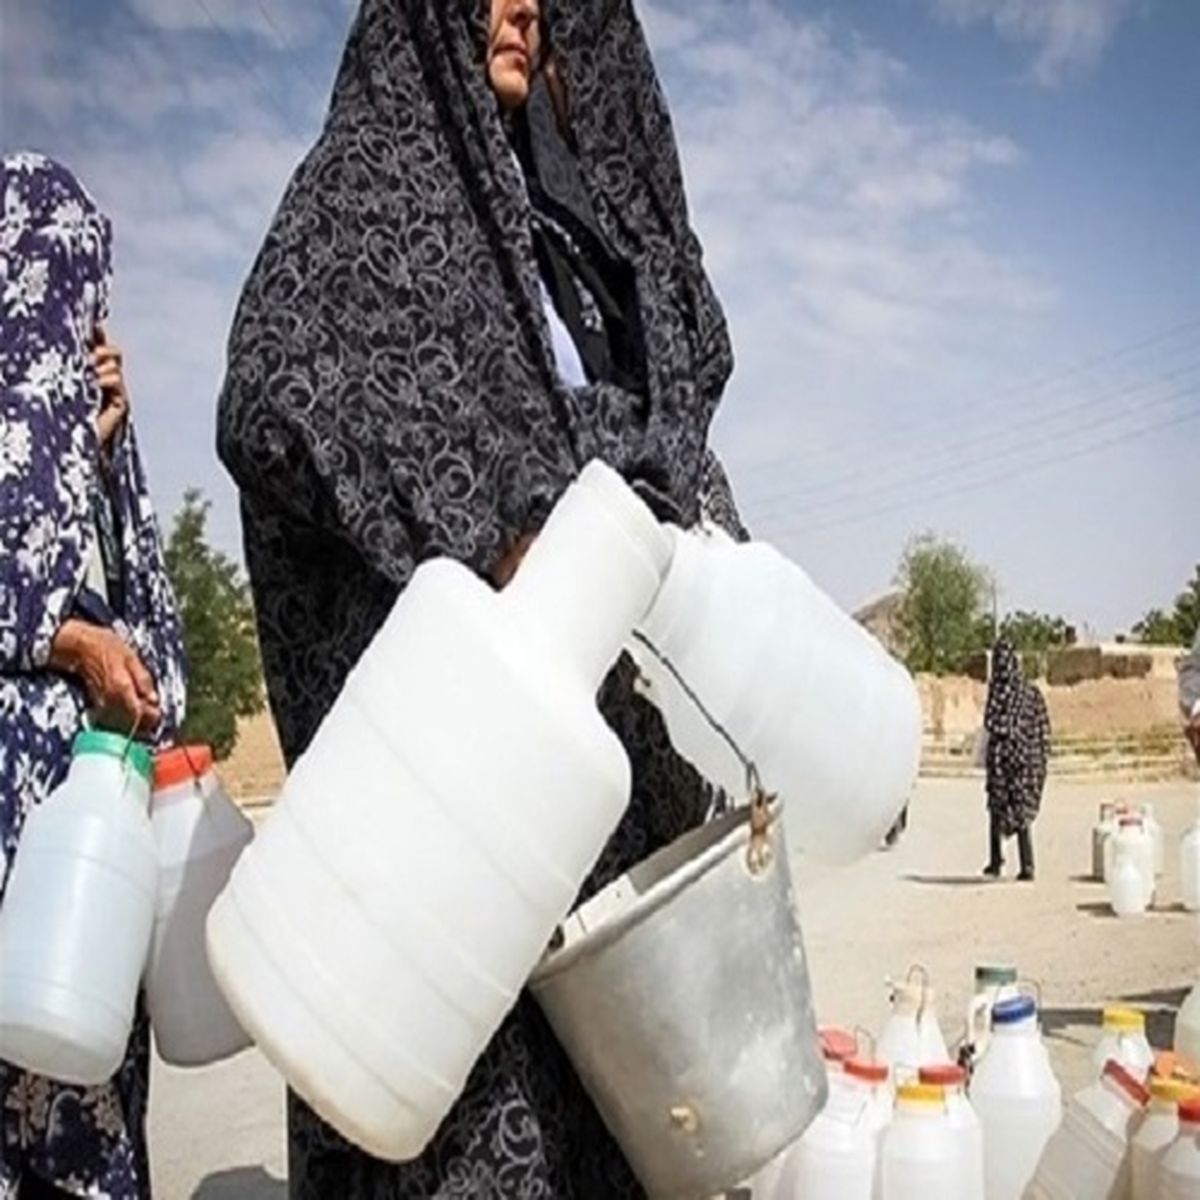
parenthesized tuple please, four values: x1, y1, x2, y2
(1132, 565, 1200, 646)
(895, 533, 993, 674)
(164, 489, 265, 759)
(999, 610, 1072, 652)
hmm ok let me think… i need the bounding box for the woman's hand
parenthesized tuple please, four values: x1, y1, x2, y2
(49, 618, 161, 734)
(491, 533, 536, 588)
(91, 328, 130, 450)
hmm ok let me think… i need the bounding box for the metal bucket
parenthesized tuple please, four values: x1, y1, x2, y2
(530, 799, 826, 1199)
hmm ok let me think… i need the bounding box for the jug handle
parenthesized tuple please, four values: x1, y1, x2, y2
(906, 963, 932, 1024)
(967, 992, 993, 1059)
(630, 632, 776, 874)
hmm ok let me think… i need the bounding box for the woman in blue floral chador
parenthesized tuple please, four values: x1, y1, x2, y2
(0, 154, 187, 1199)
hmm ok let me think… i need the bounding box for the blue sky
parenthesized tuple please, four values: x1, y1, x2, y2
(3, 0, 1197, 637)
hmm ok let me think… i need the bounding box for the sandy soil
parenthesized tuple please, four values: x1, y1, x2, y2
(148, 777, 1199, 1198)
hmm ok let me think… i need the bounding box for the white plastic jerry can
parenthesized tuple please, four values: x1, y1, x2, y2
(881, 1083, 960, 1200)
(1159, 1098, 1200, 1200)
(147, 745, 254, 1067)
(877, 968, 950, 1073)
(205, 461, 676, 1162)
(919, 1065, 984, 1200)
(1131, 1076, 1200, 1200)
(1180, 818, 1200, 913)
(1090, 1006, 1155, 1082)
(0, 731, 158, 1085)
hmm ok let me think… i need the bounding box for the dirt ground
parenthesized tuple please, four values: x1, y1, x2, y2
(148, 777, 1199, 1199)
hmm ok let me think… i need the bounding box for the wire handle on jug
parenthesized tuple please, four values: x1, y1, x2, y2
(630, 632, 776, 874)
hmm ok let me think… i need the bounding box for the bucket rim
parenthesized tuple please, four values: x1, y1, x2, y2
(530, 802, 784, 986)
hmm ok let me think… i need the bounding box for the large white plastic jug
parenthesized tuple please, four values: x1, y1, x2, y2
(629, 524, 921, 863)
(1091, 1007, 1155, 1082)
(766, 1058, 892, 1200)
(881, 1083, 960, 1199)
(1131, 1077, 1199, 1200)
(1106, 817, 1155, 910)
(1159, 1098, 1200, 1200)
(969, 995, 1062, 1200)
(877, 968, 950, 1073)
(1176, 980, 1200, 1064)
(0, 732, 157, 1085)
(206, 461, 673, 1161)
(1025, 1059, 1148, 1200)
(1180, 820, 1200, 912)
(1092, 803, 1120, 880)
(147, 745, 253, 1067)
(919, 1065, 985, 1200)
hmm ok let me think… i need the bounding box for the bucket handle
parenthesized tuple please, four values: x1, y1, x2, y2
(631, 632, 775, 874)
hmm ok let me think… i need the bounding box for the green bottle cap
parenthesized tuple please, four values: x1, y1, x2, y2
(73, 729, 154, 785)
(975, 964, 1019, 987)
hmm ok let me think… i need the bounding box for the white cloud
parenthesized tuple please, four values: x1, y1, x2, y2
(928, 0, 1140, 85)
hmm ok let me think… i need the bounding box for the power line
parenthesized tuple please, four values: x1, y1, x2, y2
(744, 357, 1200, 523)
(735, 313, 1200, 501)
(756, 398, 1200, 540)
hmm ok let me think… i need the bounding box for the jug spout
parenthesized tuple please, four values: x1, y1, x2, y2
(504, 461, 673, 688)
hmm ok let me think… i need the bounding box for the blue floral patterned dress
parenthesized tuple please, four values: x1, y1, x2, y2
(0, 154, 187, 1199)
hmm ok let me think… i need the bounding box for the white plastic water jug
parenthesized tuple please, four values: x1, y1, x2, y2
(969, 995, 1062, 1200)
(1091, 1007, 1155, 1081)
(967, 965, 1021, 1063)
(767, 1058, 893, 1200)
(1176, 981, 1200, 1064)
(1141, 804, 1164, 878)
(1092, 803, 1119, 880)
(147, 745, 253, 1067)
(1025, 1059, 1148, 1200)
(1159, 1098, 1200, 1200)
(206, 461, 674, 1161)
(877, 969, 950, 1073)
(881, 1083, 960, 1199)
(919, 1065, 985, 1200)
(629, 523, 922, 864)
(1131, 1076, 1200, 1200)
(1106, 817, 1155, 909)
(0, 731, 157, 1085)
(1180, 819, 1200, 912)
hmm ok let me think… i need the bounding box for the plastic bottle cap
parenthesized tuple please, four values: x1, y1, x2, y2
(975, 964, 1019, 987)
(1102, 1059, 1150, 1106)
(1155, 1050, 1200, 1084)
(819, 1027, 858, 1064)
(896, 1083, 944, 1106)
(154, 745, 215, 791)
(844, 1059, 889, 1085)
(1150, 1077, 1200, 1105)
(73, 730, 153, 785)
(1118, 816, 1143, 828)
(992, 995, 1037, 1025)
(1102, 1006, 1146, 1032)
(1179, 1098, 1200, 1126)
(919, 1064, 967, 1089)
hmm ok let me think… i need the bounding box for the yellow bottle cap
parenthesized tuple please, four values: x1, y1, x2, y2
(1103, 1006, 1146, 1031)
(896, 1083, 945, 1106)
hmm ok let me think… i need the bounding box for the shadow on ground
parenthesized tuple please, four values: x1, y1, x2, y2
(904, 873, 1003, 887)
(1042, 986, 1187, 1051)
(193, 1167, 286, 1200)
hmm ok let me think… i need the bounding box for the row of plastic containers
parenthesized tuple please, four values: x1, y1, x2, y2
(753, 962, 1200, 1200)
(1093, 801, 1200, 917)
(0, 735, 253, 1082)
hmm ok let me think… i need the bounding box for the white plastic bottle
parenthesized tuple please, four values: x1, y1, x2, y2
(1140, 803, 1164, 877)
(881, 1083, 959, 1199)
(630, 523, 922, 864)
(1160, 1097, 1200, 1200)
(1024, 1059, 1148, 1200)
(1092, 803, 1119, 881)
(206, 461, 676, 1161)
(966, 965, 1021, 1064)
(1091, 1007, 1155, 1082)
(919, 1064, 984, 1200)
(877, 969, 950, 1073)
(969, 995, 1062, 1200)
(1180, 819, 1200, 912)
(1109, 828, 1151, 918)
(0, 731, 158, 1085)
(1131, 1076, 1200, 1200)
(1106, 816, 1155, 909)
(147, 745, 253, 1067)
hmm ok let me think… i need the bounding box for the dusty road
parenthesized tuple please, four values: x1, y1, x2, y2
(149, 777, 1199, 1198)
